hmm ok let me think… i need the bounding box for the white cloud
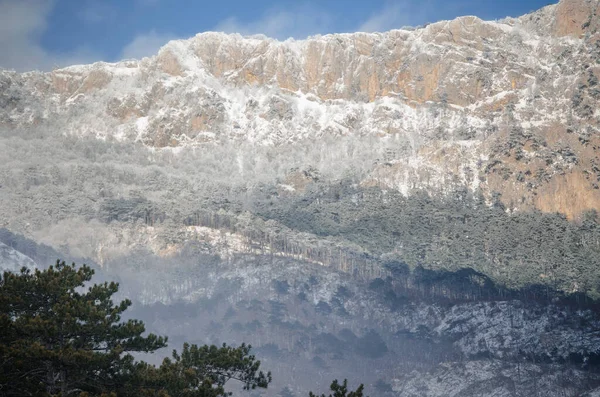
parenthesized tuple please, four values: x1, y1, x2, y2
(0, 0, 101, 71)
(214, 5, 334, 40)
(120, 30, 176, 60)
(0, 0, 167, 71)
(0, 0, 441, 72)
(358, 0, 435, 32)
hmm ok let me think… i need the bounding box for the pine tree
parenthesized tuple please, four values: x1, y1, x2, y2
(309, 379, 366, 397)
(0, 260, 272, 397)
(0, 260, 167, 396)
(123, 342, 272, 397)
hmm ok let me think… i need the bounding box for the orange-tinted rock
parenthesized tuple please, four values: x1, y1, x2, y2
(554, 0, 599, 37)
(157, 49, 184, 76)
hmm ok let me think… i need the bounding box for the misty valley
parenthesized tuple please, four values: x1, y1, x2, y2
(2, 0, 600, 395)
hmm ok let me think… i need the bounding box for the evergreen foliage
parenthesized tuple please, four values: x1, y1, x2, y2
(309, 379, 366, 397)
(0, 260, 166, 396)
(123, 343, 271, 397)
(250, 183, 600, 298)
(0, 261, 271, 397)
(2, 131, 599, 300)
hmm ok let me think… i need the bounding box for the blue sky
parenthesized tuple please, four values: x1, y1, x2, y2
(0, 0, 556, 71)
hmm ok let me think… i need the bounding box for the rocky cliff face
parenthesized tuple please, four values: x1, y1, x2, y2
(1, 0, 599, 219)
(1, 0, 600, 390)
(1, 3, 600, 393)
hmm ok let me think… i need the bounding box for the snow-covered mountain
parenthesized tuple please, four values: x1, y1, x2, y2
(1, 0, 600, 395)
(0, 241, 37, 273)
(1, 0, 599, 218)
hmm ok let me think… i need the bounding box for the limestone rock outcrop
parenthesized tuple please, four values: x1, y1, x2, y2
(1, 0, 598, 218)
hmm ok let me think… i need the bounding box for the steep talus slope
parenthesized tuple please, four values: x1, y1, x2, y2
(1, 0, 599, 217)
